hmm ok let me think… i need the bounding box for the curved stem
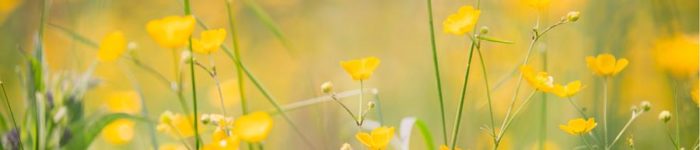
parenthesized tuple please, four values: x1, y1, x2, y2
(416, 119, 437, 150)
(450, 39, 477, 150)
(567, 97, 588, 118)
(425, 0, 447, 143)
(607, 112, 642, 149)
(476, 44, 497, 144)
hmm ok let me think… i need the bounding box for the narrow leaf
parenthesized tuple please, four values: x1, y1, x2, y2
(478, 35, 514, 44)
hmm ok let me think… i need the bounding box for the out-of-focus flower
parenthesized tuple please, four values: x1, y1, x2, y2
(97, 31, 127, 62)
(654, 35, 699, 78)
(585, 53, 629, 77)
(0, 0, 21, 24)
(146, 15, 196, 49)
(157, 111, 200, 138)
(525, 0, 551, 10)
(443, 5, 481, 35)
(101, 119, 135, 145)
(659, 110, 671, 123)
(208, 79, 240, 108)
(192, 28, 227, 54)
(355, 126, 394, 150)
(551, 80, 582, 98)
(439, 145, 462, 150)
(159, 143, 188, 150)
(340, 57, 381, 81)
(203, 135, 240, 150)
(233, 111, 273, 143)
(105, 90, 141, 115)
(559, 118, 597, 135)
(521, 65, 554, 92)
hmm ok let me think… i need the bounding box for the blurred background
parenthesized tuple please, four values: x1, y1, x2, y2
(0, 0, 698, 149)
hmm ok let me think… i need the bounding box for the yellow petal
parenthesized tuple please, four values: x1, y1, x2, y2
(105, 91, 141, 114)
(355, 132, 374, 148)
(101, 119, 135, 145)
(613, 58, 629, 76)
(370, 127, 394, 148)
(146, 15, 195, 49)
(341, 57, 381, 81)
(97, 31, 127, 62)
(233, 111, 273, 143)
(596, 54, 616, 75)
(443, 5, 481, 35)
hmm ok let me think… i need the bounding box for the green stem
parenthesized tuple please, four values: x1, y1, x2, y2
(450, 39, 477, 150)
(608, 112, 642, 149)
(567, 97, 588, 118)
(329, 95, 359, 125)
(358, 80, 364, 125)
(425, 0, 447, 144)
(416, 119, 437, 150)
(664, 123, 680, 149)
(672, 81, 681, 149)
(499, 91, 538, 137)
(224, 0, 248, 115)
(476, 42, 497, 144)
(181, 0, 200, 148)
(603, 78, 609, 149)
(1, 82, 23, 149)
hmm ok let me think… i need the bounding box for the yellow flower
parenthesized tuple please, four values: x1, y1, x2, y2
(340, 56, 381, 81)
(525, 0, 551, 10)
(233, 111, 273, 143)
(355, 126, 395, 150)
(439, 145, 462, 150)
(559, 118, 597, 135)
(585, 53, 629, 77)
(146, 15, 196, 49)
(101, 119, 135, 145)
(157, 111, 200, 138)
(443, 5, 480, 35)
(192, 28, 227, 54)
(105, 90, 141, 115)
(552, 80, 582, 98)
(158, 144, 188, 150)
(521, 65, 554, 92)
(654, 35, 699, 78)
(97, 31, 127, 62)
(203, 135, 240, 150)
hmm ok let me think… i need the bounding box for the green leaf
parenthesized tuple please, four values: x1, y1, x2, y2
(64, 113, 148, 149)
(478, 35, 514, 44)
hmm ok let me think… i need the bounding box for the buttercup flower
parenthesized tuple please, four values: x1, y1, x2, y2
(340, 57, 381, 81)
(97, 31, 127, 62)
(443, 5, 481, 35)
(101, 119, 135, 145)
(233, 111, 273, 143)
(526, 0, 551, 10)
(559, 118, 597, 135)
(355, 126, 395, 150)
(157, 111, 200, 138)
(521, 65, 554, 92)
(654, 35, 699, 78)
(585, 53, 629, 77)
(203, 135, 240, 150)
(146, 15, 196, 49)
(551, 80, 582, 98)
(192, 28, 227, 54)
(105, 90, 141, 115)
(439, 145, 462, 150)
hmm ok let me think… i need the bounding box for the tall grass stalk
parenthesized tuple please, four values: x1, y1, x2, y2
(224, 0, 249, 115)
(181, 0, 201, 148)
(424, 0, 448, 143)
(476, 41, 497, 144)
(1, 81, 23, 149)
(451, 39, 478, 150)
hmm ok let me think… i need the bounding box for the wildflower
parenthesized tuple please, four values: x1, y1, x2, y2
(146, 15, 196, 49)
(355, 126, 395, 150)
(321, 81, 334, 94)
(105, 91, 141, 115)
(640, 101, 651, 112)
(551, 80, 582, 98)
(340, 57, 381, 81)
(654, 35, 699, 77)
(159, 144, 188, 150)
(585, 53, 629, 77)
(439, 145, 462, 150)
(97, 31, 127, 62)
(157, 111, 200, 138)
(658, 110, 671, 123)
(443, 5, 481, 35)
(233, 111, 273, 143)
(203, 135, 240, 150)
(192, 28, 227, 54)
(101, 119, 135, 145)
(521, 65, 554, 92)
(559, 118, 597, 135)
(526, 0, 551, 10)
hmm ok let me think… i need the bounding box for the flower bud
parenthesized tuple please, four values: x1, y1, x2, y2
(658, 110, 671, 123)
(480, 26, 489, 35)
(566, 11, 580, 22)
(640, 101, 651, 112)
(321, 81, 334, 94)
(367, 101, 376, 109)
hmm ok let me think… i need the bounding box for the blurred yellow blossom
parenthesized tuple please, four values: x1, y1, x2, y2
(192, 28, 227, 54)
(443, 5, 481, 35)
(101, 119, 135, 145)
(157, 111, 200, 138)
(654, 35, 699, 78)
(585, 53, 629, 77)
(552, 80, 582, 98)
(105, 90, 141, 115)
(208, 79, 240, 107)
(525, 0, 551, 10)
(355, 126, 394, 150)
(521, 65, 554, 92)
(0, 0, 21, 24)
(158, 144, 188, 150)
(233, 111, 273, 143)
(203, 135, 240, 150)
(439, 145, 462, 150)
(146, 15, 196, 49)
(340, 56, 380, 81)
(97, 31, 127, 62)
(559, 118, 597, 135)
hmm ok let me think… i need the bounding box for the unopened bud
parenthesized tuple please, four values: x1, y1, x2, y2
(658, 110, 671, 123)
(566, 11, 580, 22)
(367, 101, 376, 109)
(180, 51, 192, 63)
(480, 26, 489, 35)
(640, 101, 651, 112)
(321, 81, 334, 94)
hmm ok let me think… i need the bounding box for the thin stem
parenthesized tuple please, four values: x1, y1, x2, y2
(672, 81, 681, 148)
(182, 0, 200, 148)
(607, 112, 642, 149)
(425, 0, 448, 143)
(476, 42, 497, 144)
(664, 124, 680, 149)
(329, 94, 359, 125)
(603, 78, 609, 149)
(358, 80, 364, 126)
(224, 0, 248, 115)
(567, 97, 588, 118)
(1, 82, 23, 149)
(451, 39, 477, 150)
(499, 91, 538, 137)
(202, 56, 228, 116)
